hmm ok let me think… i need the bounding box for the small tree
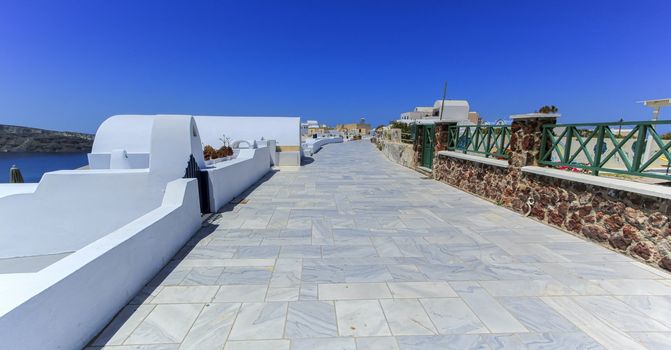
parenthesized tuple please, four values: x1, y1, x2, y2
(537, 105, 559, 114)
(389, 121, 410, 134)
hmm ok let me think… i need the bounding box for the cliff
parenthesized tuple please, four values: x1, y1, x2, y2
(0, 124, 94, 152)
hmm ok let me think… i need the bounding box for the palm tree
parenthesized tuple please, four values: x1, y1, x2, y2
(538, 105, 559, 114)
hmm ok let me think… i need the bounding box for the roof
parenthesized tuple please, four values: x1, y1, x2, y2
(433, 100, 470, 109)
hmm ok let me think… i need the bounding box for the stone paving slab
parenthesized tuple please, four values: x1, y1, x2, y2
(87, 141, 671, 350)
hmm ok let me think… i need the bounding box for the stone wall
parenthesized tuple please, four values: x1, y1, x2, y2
(432, 115, 671, 272)
(375, 139, 416, 169)
(413, 126, 424, 167)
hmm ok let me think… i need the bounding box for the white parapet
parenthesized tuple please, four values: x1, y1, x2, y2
(194, 115, 301, 167)
(0, 179, 201, 350)
(0, 115, 206, 349)
(203, 146, 272, 212)
(0, 183, 38, 199)
(302, 136, 344, 156)
(0, 113, 300, 349)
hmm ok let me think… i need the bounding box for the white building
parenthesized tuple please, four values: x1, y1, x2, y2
(300, 120, 319, 136)
(399, 106, 433, 123)
(398, 100, 471, 124)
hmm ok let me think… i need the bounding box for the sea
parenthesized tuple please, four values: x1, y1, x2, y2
(0, 153, 89, 183)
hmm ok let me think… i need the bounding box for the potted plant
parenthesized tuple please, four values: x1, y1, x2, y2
(218, 134, 234, 160)
(203, 145, 218, 165)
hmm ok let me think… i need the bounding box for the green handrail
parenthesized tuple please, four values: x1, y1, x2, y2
(447, 125, 512, 159)
(539, 120, 671, 180)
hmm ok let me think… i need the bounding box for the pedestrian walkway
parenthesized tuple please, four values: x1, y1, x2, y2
(88, 141, 671, 350)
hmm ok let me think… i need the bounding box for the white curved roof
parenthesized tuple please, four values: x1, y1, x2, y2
(91, 115, 156, 153)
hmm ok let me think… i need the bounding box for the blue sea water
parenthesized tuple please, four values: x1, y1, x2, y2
(0, 153, 88, 183)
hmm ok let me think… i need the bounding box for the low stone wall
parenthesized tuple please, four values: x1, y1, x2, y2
(434, 154, 671, 270)
(433, 111, 671, 273)
(433, 155, 510, 201)
(377, 140, 415, 169)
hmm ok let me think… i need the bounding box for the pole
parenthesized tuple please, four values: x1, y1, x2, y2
(439, 81, 447, 120)
(642, 106, 660, 167)
(10, 165, 24, 183)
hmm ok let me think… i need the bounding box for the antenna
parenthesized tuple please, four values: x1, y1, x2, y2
(439, 81, 447, 120)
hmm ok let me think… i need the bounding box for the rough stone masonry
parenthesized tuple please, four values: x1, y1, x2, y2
(432, 116, 671, 272)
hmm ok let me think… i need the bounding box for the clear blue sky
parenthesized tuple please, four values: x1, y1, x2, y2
(1, 0, 670, 133)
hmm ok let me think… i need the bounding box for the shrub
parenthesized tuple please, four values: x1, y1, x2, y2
(203, 145, 217, 160)
(389, 121, 410, 134)
(216, 146, 233, 158)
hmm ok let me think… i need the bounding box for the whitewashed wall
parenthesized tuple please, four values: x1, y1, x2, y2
(195, 116, 301, 167)
(0, 114, 290, 349)
(434, 100, 470, 122)
(302, 137, 343, 156)
(194, 116, 300, 148)
(0, 116, 204, 258)
(205, 147, 271, 211)
(0, 179, 201, 350)
(0, 115, 206, 349)
(88, 115, 155, 169)
(0, 183, 38, 199)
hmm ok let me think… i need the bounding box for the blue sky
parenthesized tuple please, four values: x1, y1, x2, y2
(1, 0, 670, 133)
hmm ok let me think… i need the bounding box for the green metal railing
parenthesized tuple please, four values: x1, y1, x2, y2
(447, 125, 512, 159)
(539, 120, 671, 180)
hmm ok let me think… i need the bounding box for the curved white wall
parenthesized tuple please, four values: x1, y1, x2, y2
(195, 116, 300, 148)
(91, 115, 156, 154)
(0, 115, 208, 349)
(303, 137, 343, 156)
(0, 115, 205, 259)
(89, 115, 156, 169)
(149, 115, 206, 180)
(0, 179, 201, 350)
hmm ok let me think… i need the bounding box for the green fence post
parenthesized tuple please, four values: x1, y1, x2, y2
(472, 126, 480, 154)
(631, 124, 648, 173)
(447, 126, 454, 150)
(592, 126, 606, 176)
(563, 127, 573, 164)
(463, 126, 470, 154)
(540, 127, 547, 163)
(484, 127, 492, 157)
(501, 127, 508, 158)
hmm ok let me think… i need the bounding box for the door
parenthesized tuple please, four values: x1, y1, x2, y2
(421, 125, 435, 168)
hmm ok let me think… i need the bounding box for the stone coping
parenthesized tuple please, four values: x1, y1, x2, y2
(437, 150, 509, 168)
(522, 166, 671, 200)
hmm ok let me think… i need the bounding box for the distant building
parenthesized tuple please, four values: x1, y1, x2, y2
(399, 106, 433, 123)
(398, 100, 472, 124)
(309, 124, 332, 136)
(301, 120, 321, 136)
(468, 111, 481, 124)
(336, 118, 372, 136)
(301, 120, 336, 138)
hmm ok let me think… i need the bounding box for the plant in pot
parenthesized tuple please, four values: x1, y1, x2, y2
(216, 145, 233, 159)
(218, 134, 234, 160)
(203, 145, 218, 164)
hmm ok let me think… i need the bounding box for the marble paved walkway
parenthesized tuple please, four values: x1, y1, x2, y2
(89, 141, 671, 350)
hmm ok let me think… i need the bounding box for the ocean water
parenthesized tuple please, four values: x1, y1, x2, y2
(0, 153, 88, 183)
